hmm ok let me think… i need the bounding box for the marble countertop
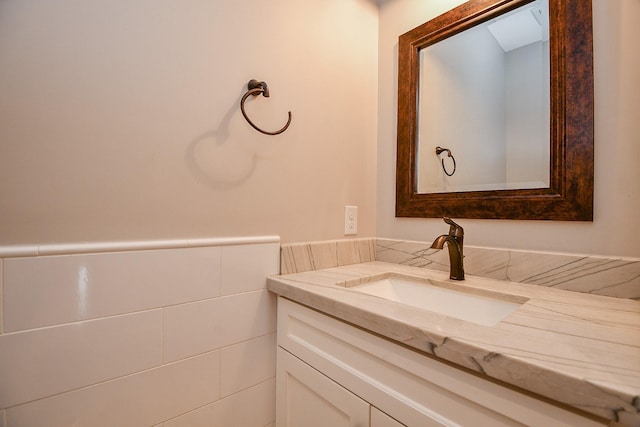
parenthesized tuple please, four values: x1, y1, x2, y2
(267, 261, 640, 425)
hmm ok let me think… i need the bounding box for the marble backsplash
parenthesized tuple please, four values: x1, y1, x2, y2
(280, 238, 376, 274)
(280, 238, 640, 300)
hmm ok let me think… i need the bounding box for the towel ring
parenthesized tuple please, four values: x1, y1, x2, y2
(240, 79, 292, 135)
(435, 146, 456, 176)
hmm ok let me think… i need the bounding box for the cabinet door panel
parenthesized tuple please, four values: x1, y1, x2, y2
(277, 347, 369, 427)
(371, 407, 406, 427)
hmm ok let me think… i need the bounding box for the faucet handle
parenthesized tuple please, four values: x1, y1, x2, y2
(443, 217, 463, 238)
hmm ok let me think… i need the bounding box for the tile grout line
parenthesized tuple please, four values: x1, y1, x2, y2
(2, 287, 271, 336)
(161, 307, 165, 365)
(160, 377, 275, 425)
(217, 345, 222, 400)
(1, 258, 4, 334)
(218, 331, 276, 353)
(1, 306, 165, 337)
(216, 248, 223, 400)
(2, 349, 222, 411)
(1, 289, 267, 337)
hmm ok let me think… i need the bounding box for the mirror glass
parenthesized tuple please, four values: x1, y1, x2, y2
(417, 0, 550, 193)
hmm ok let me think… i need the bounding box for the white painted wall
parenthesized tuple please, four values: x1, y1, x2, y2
(0, 0, 379, 245)
(377, 0, 640, 258)
(1, 0, 637, 258)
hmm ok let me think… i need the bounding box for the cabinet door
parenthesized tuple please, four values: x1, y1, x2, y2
(276, 347, 370, 427)
(371, 407, 405, 427)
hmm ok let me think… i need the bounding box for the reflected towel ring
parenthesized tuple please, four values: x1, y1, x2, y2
(435, 146, 456, 176)
(240, 79, 292, 135)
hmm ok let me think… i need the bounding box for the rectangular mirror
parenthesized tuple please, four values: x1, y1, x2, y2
(396, 0, 594, 220)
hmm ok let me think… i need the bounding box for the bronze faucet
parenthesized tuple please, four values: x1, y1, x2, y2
(430, 217, 465, 280)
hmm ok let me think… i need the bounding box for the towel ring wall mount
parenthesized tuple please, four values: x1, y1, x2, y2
(435, 146, 456, 176)
(240, 79, 292, 135)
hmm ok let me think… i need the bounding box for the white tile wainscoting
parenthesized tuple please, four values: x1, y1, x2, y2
(0, 237, 280, 427)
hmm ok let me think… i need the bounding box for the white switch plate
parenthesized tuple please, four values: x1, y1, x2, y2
(344, 206, 358, 235)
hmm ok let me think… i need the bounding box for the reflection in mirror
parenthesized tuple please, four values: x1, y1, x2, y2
(396, 0, 594, 221)
(418, 0, 550, 193)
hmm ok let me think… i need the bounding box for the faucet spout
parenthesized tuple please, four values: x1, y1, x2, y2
(430, 218, 465, 280)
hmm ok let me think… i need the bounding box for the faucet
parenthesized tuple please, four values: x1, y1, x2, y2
(430, 217, 465, 280)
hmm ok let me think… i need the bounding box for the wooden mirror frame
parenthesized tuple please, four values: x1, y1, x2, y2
(396, 0, 594, 221)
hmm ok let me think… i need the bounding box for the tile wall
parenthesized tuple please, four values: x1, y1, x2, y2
(0, 238, 279, 427)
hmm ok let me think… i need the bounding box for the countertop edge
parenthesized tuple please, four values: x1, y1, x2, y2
(267, 262, 640, 424)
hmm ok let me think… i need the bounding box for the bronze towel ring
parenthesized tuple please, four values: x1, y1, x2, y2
(435, 146, 456, 176)
(240, 79, 292, 135)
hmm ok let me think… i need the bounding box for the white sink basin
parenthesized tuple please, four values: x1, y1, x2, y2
(352, 276, 524, 326)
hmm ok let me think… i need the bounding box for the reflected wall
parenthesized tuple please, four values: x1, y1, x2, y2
(417, 0, 550, 193)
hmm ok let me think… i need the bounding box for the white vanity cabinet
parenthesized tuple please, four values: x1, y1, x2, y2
(275, 297, 609, 427)
(277, 347, 403, 426)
